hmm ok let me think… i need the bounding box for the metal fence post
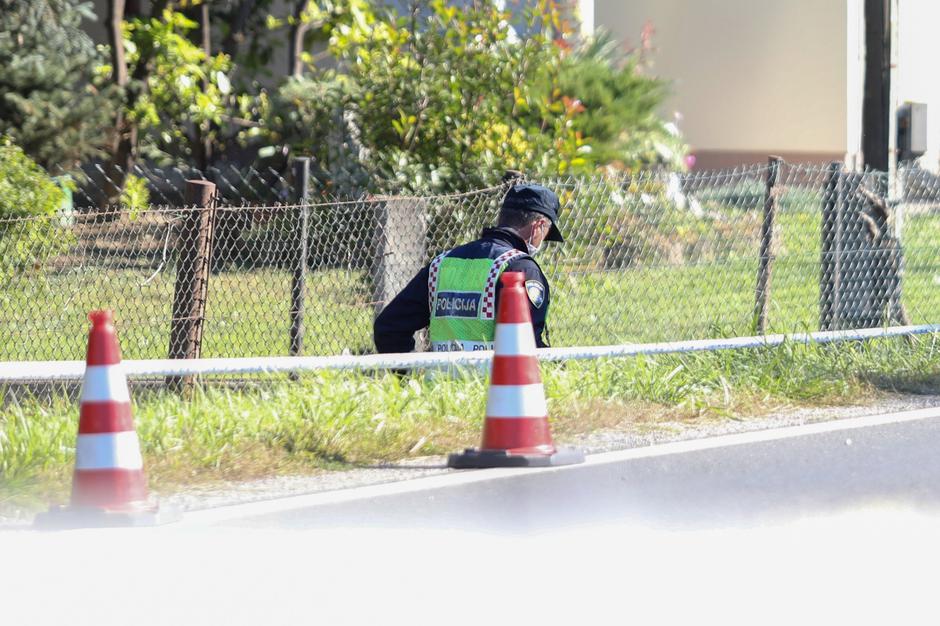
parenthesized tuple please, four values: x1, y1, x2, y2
(167, 179, 217, 392)
(290, 157, 310, 357)
(753, 156, 781, 333)
(820, 162, 843, 330)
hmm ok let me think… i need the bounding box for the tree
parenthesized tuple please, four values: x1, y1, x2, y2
(255, 0, 592, 194)
(0, 137, 72, 282)
(101, 0, 140, 205)
(100, 0, 248, 206)
(101, 0, 236, 203)
(122, 6, 233, 168)
(284, 0, 376, 77)
(0, 0, 114, 172)
(215, 0, 279, 86)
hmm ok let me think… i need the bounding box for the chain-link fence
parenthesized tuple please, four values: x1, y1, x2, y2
(4, 161, 940, 361)
(62, 161, 293, 208)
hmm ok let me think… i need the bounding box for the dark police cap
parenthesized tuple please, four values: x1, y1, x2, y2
(501, 183, 564, 242)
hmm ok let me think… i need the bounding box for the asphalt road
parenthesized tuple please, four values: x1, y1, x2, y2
(190, 408, 940, 532)
(6, 409, 940, 626)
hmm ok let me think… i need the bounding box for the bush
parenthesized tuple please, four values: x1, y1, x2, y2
(123, 8, 234, 166)
(0, 137, 73, 282)
(598, 177, 761, 269)
(556, 31, 687, 170)
(0, 0, 114, 171)
(253, 1, 595, 195)
(601, 205, 761, 269)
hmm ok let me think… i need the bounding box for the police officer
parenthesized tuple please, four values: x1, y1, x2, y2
(373, 183, 563, 353)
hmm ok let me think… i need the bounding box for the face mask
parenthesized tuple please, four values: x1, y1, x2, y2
(527, 220, 546, 256)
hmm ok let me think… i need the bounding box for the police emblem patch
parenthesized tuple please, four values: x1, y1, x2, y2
(525, 280, 545, 308)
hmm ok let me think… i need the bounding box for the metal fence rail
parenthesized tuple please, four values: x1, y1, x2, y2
(4, 325, 938, 382)
(4, 161, 940, 361)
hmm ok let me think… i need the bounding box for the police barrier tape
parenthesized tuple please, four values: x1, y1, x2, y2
(1, 324, 938, 382)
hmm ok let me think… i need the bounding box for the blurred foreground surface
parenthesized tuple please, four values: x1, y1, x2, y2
(4, 410, 940, 625)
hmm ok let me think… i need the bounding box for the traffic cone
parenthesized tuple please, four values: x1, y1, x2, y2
(35, 310, 179, 528)
(448, 272, 585, 468)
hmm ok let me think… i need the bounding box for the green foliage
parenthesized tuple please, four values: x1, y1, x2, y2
(557, 31, 686, 170)
(280, 0, 380, 64)
(0, 138, 63, 219)
(253, 0, 597, 193)
(119, 174, 151, 216)
(0, 138, 72, 282)
(249, 74, 363, 190)
(213, 0, 279, 85)
(249, 1, 687, 194)
(0, 0, 114, 171)
(122, 8, 234, 164)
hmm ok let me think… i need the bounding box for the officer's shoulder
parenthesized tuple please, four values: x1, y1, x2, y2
(444, 237, 489, 259)
(506, 253, 543, 273)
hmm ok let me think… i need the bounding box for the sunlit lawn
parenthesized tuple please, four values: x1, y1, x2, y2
(2, 209, 939, 360)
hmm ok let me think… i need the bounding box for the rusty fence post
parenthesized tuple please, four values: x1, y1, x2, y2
(167, 179, 217, 392)
(753, 156, 781, 334)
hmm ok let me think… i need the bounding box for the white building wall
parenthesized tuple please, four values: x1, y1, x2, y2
(895, 0, 940, 170)
(593, 0, 848, 168)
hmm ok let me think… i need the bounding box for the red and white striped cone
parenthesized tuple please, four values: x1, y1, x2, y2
(448, 272, 584, 468)
(36, 310, 179, 528)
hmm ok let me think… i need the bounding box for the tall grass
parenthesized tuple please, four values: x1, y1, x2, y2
(3, 335, 939, 510)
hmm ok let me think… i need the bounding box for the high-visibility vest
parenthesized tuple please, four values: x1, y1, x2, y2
(428, 248, 526, 351)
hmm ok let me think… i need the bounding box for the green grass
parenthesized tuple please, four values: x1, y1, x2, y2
(550, 209, 824, 344)
(2, 208, 940, 361)
(550, 208, 940, 345)
(0, 268, 375, 360)
(902, 211, 940, 319)
(3, 334, 940, 511)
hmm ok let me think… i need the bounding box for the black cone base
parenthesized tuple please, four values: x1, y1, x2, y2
(447, 446, 585, 469)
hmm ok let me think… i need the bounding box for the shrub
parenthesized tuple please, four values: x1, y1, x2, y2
(556, 31, 687, 170)
(119, 174, 151, 216)
(0, 137, 73, 282)
(0, 0, 114, 171)
(253, 1, 594, 194)
(599, 179, 761, 269)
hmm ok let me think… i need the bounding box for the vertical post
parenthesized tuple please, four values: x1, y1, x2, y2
(846, 0, 865, 171)
(820, 162, 843, 331)
(290, 157, 310, 357)
(886, 0, 899, 206)
(371, 196, 428, 348)
(862, 0, 891, 171)
(167, 180, 217, 391)
(886, 0, 903, 246)
(753, 156, 781, 334)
